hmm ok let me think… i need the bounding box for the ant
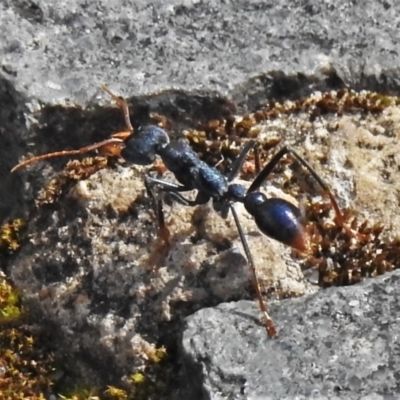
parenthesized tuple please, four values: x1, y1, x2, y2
(11, 85, 357, 337)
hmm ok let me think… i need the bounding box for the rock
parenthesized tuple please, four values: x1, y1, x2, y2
(1, 1, 400, 107)
(181, 270, 400, 400)
(9, 164, 309, 386)
(8, 99, 400, 394)
(0, 76, 30, 221)
(2, 0, 400, 397)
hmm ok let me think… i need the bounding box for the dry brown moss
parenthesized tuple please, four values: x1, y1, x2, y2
(33, 88, 400, 296)
(184, 89, 400, 167)
(300, 198, 399, 287)
(183, 89, 400, 291)
(0, 219, 26, 254)
(35, 157, 110, 206)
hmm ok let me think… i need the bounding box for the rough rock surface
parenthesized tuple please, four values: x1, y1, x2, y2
(1, 0, 400, 398)
(182, 270, 400, 400)
(1, 0, 400, 108)
(9, 164, 309, 385)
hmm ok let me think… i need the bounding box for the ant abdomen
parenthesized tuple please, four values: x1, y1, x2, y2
(244, 193, 307, 252)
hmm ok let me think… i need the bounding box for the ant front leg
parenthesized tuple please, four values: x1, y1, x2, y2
(144, 175, 210, 252)
(145, 176, 209, 206)
(142, 176, 174, 270)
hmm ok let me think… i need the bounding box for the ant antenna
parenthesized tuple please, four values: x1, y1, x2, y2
(101, 84, 133, 133)
(11, 85, 134, 173)
(11, 138, 125, 173)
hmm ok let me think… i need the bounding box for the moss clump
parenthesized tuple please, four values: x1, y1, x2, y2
(0, 218, 26, 254)
(104, 386, 128, 399)
(0, 274, 21, 321)
(36, 157, 109, 206)
(183, 89, 400, 175)
(123, 345, 177, 400)
(0, 275, 55, 399)
(254, 89, 400, 121)
(301, 198, 400, 286)
(55, 345, 172, 400)
(58, 387, 100, 400)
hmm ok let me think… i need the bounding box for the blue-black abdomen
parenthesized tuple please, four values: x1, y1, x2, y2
(244, 193, 307, 251)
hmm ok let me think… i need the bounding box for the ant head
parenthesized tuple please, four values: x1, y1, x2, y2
(121, 126, 169, 166)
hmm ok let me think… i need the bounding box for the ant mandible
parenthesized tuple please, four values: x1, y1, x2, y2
(11, 85, 354, 337)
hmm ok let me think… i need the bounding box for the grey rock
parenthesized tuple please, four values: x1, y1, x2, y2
(8, 103, 400, 396)
(1, 0, 400, 109)
(0, 76, 29, 221)
(181, 270, 400, 400)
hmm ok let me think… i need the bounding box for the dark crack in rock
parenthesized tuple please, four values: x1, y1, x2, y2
(0, 76, 29, 222)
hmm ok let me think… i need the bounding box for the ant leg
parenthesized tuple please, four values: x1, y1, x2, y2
(145, 176, 190, 193)
(144, 178, 171, 250)
(145, 176, 209, 206)
(11, 138, 125, 173)
(155, 196, 171, 246)
(227, 140, 256, 182)
(229, 204, 277, 337)
(143, 176, 210, 266)
(254, 145, 261, 175)
(247, 145, 348, 229)
(101, 84, 133, 133)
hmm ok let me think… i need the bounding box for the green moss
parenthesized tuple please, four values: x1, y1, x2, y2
(104, 386, 128, 399)
(0, 277, 55, 398)
(58, 387, 100, 400)
(0, 274, 175, 399)
(0, 275, 21, 321)
(0, 218, 26, 253)
(123, 346, 176, 400)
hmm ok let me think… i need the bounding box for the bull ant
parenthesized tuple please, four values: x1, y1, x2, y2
(12, 85, 356, 337)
